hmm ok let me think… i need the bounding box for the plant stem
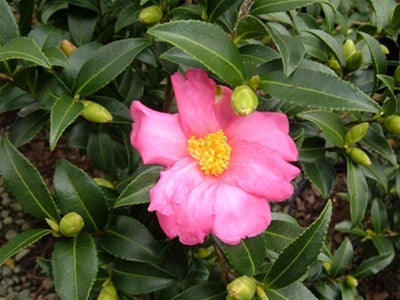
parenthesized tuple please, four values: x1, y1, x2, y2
(213, 241, 229, 285)
(231, 0, 255, 40)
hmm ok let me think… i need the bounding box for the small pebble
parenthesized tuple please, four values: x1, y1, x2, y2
(14, 218, 25, 226)
(10, 203, 22, 212)
(0, 285, 7, 296)
(2, 216, 13, 225)
(17, 289, 30, 299)
(0, 209, 10, 218)
(1, 266, 12, 277)
(15, 249, 30, 262)
(5, 229, 17, 240)
(42, 278, 54, 291)
(21, 223, 31, 231)
(5, 291, 15, 300)
(46, 293, 61, 300)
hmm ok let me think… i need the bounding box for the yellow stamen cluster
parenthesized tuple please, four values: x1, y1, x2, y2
(187, 130, 231, 176)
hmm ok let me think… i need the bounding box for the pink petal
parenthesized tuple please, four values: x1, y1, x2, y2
(213, 184, 271, 245)
(171, 69, 222, 136)
(213, 85, 238, 128)
(130, 101, 187, 167)
(222, 141, 300, 201)
(225, 111, 298, 162)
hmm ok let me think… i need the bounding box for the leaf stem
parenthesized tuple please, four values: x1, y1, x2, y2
(231, 0, 255, 40)
(213, 241, 229, 285)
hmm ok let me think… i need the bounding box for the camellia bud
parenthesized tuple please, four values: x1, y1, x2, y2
(247, 75, 260, 91)
(344, 122, 369, 146)
(226, 276, 256, 300)
(327, 56, 341, 73)
(342, 39, 356, 59)
(93, 178, 115, 189)
(345, 275, 358, 288)
(394, 65, 400, 87)
(322, 261, 332, 272)
(60, 39, 77, 57)
(80, 100, 113, 123)
(346, 147, 371, 166)
(384, 115, 400, 133)
(98, 281, 118, 300)
(193, 247, 212, 259)
(231, 85, 259, 116)
(59, 212, 84, 237)
(346, 50, 364, 71)
(380, 44, 389, 55)
(138, 5, 163, 25)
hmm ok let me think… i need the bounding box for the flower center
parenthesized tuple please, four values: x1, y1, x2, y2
(187, 130, 231, 176)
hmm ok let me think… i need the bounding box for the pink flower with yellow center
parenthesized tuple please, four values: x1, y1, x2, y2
(130, 69, 300, 245)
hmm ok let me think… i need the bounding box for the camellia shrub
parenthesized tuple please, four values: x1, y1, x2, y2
(0, 0, 399, 299)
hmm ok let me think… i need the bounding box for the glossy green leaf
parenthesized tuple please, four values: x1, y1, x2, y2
(329, 237, 353, 278)
(0, 37, 51, 68)
(53, 159, 108, 231)
(259, 66, 381, 113)
(172, 281, 226, 300)
(207, 0, 240, 22)
(100, 216, 163, 264)
(50, 95, 84, 151)
(113, 260, 177, 295)
(362, 123, 397, 165)
(301, 159, 335, 199)
(115, 3, 140, 32)
(18, 0, 34, 35)
(264, 218, 303, 254)
(370, 0, 396, 32)
(0, 84, 35, 113)
(390, 4, 400, 30)
(264, 201, 332, 288)
(251, 0, 329, 14)
(216, 235, 265, 276)
(52, 232, 98, 300)
(361, 156, 388, 191)
(277, 281, 318, 299)
(148, 20, 244, 85)
(43, 46, 71, 68)
(68, 6, 97, 46)
(160, 47, 205, 69)
(0, 0, 19, 45)
(0, 138, 59, 221)
(27, 24, 63, 49)
(0, 229, 52, 266)
(74, 38, 150, 97)
(377, 74, 397, 115)
(234, 15, 267, 44)
(9, 110, 49, 147)
(114, 166, 164, 208)
(299, 137, 326, 163)
(266, 22, 305, 76)
(240, 44, 279, 78)
(353, 252, 394, 278)
(298, 111, 346, 147)
(371, 198, 388, 234)
(346, 159, 369, 227)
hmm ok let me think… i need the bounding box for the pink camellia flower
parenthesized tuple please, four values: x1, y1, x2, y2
(130, 69, 300, 245)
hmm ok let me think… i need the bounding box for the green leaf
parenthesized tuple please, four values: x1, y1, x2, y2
(377, 74, 397, 115)
(0, 0, 19, 46)
(52, 232, 98, 300)
(346, 159, 369, 227)
(266, 22, 305, 76)
(113, 260, 177, 295)
(301, 159, 335, 199)
(329, 237, 353, 278)
(100, 216, 163, 264)
(74, 38, 150, 97)
(371, 198, 388, 234)
(353, 252, 394, 278)
(0, 37, 51, 68)
(68, 6, 97, 46)
(277, 281, 318, 299)
(240, 44, 279, 78)
(370, 0, 396, 32)
(0, 138, 59, 221)
(0, 229, 52, 266)
(234, 15, 268, 44)
(160, 47, 205, 69)
(361, 156, 388, 191)
(114, 166, 164, 208)
(390, 4, 400, 30)
(362, 123, 397, 165)
(148, 20, 244, 85)
(305, 29, 346, 66)
(298, 111, 345, 147)
(115, 3, 140, 32)
(264, 218, 303, 254)
(53, 159, 108, 231)
(259, 65, 381, 113)
(216, 235, 265, 276)
(251, 0, 329, 14)
(0, 84, 35, 113)
(28, 24, 63, 49)
(299, 137, 326, 163)
(43, 46, 71, 68)
(264, 201, 332, 288)
(172, 281, 226, 300)
(50, 95, 84, 151)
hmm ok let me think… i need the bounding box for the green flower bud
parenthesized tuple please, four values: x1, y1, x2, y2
(93, 178, 115, 189)
(346, 50, 364, 71)
(344, 122, 369, 146)
(384, 115, 400, 133)
(98, 281, 118, 300)
(342, 39, 356, 59)
(322, 261, 332, 272)
(80, 100, 113, 123)
(394, 65, 400, 87)
(231, 85, 259, 116)
(138, 5, 163, 25)
(59, 212, 84, 237)
(226, 276, 256, 300)
(256, 286, 268, 300)
(193, 247, 212, 259)
(345, 275, 358, 288)
(327, 56, 341, 73)
(380, 44, 389, 55)
(346, 147, 371, 166)
(247, 75, 260, 91)
(60, 39, 77, 57)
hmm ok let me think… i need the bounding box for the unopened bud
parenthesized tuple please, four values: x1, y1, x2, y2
(346, 50, 364, 71)
(59, 212, 84, 237)
(93, 178, 115, 189)
(343, 39, 356, 59)
(384, 115, 400, 133)
(394, 65, 400, 87)
(226, 276, 256, 300)
(138, 5, 163, 25)
(346, 147, 371, 166)
(327, 56, 341, 73)
(80, 100, 113, 123)
(344, 122, 369, 146)
(247, 75, 260, 91)
(60, 39, 77, 57)
(380, 44, 389, 55)
(322, 261, 332, 272)
(98, 281, 118, 300)
(345, 275, 358, 288)
(193, 247, 212, 259)
(231, 85, 259, 116)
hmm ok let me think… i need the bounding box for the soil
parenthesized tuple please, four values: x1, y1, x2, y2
(0, 112, 399, 299)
